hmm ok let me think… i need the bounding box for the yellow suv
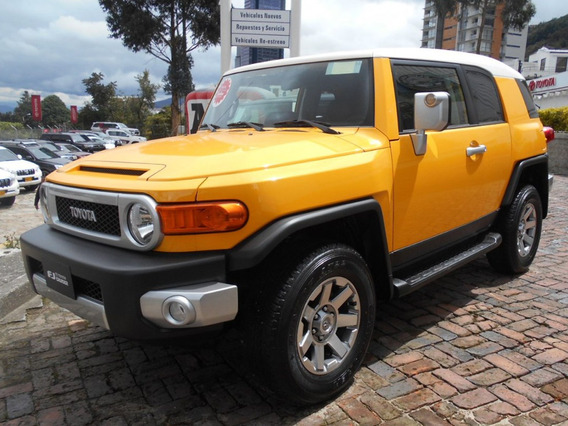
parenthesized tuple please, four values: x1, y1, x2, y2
(21, 48, 554, 405)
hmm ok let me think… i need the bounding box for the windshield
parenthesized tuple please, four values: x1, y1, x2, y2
(29, 146, 60, 159)
(202, 58, 373, 130)
(62, 144, 81, 152)
(0, 148, 19, 161)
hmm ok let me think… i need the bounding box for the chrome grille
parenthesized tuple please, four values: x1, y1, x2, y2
(56, 196, 121, 236)
(17, 168, 35, 176)
(0, 178, 10, 188)
(44, 182, 162, 251)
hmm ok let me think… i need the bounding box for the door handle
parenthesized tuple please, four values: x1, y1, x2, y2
(467, 145, 487, 157)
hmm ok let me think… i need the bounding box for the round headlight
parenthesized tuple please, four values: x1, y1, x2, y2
(128, 203, 155, 246)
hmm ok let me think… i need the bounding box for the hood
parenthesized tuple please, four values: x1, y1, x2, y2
(42, 157, 72, 166)
(0, 159, 40, 173)
(62, 130, 364, 181)
(0, 168, 15, 179)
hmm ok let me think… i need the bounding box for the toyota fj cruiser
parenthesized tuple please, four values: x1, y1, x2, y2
(21, 48, 554, 405)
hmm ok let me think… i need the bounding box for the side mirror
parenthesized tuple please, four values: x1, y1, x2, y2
(411, 92, 450, 155)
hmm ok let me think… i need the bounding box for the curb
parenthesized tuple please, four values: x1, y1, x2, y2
(0, 249, 37, 321)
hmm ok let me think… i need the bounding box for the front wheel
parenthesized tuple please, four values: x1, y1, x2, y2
(247, 243, 376, 405)
(0, 196, 16, 207)
(487, 185, 543, 274)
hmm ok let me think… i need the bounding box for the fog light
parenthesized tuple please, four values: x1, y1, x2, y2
(162, 296, 196, 326)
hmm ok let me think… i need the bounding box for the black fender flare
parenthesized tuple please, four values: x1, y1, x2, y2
(501, 154, 549, 217)
(228, 198, 392, 291)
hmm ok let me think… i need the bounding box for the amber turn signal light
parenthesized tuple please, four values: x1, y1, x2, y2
(157, 201, 248, 234)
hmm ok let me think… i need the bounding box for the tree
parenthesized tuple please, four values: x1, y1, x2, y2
(135, 70, 160, 133)
(99, 0, 220, 136)
(431, 0, 535, 55)
(42, 95, 70, 128)
(14, 91, 33, 126)
(145, 106, 171, 140)
(82, 72, 117, 120)
(430, 0, 460, 49)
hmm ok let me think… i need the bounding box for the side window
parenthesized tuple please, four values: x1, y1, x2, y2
(463, 67, 504, 124)
(516, 79, 539, 119)
(392, 64, 468, 132)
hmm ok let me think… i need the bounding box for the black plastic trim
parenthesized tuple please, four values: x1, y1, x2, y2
(502, 154, 549, 214)
(20, 225, 227, 340)
(390, 212, 497, 271)
(228, 198, 389, 272)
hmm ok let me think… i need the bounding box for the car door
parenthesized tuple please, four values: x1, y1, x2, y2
(389, 61, 511, 259)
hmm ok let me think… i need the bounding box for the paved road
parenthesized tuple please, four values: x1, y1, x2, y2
(1, 178, 568, 425)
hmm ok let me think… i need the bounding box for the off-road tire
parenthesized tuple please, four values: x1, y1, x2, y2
(245, 243, 376, 405)
(487, 185, 543, 274)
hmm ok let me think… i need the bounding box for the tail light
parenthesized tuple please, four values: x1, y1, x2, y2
(543, 126, 555, 143)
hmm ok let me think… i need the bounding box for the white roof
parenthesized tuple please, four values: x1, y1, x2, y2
(227, 48, 524, 80)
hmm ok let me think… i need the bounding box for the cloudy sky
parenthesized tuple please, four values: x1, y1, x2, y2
(0, 0, 565, 112)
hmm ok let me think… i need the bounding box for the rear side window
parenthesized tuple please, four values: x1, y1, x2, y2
(463, 67, 504, 124)
(517, 79, 539, 119)
(392, 64, 468, 132)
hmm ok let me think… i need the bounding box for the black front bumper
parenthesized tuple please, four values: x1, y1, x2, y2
(20, 225, 229, 340)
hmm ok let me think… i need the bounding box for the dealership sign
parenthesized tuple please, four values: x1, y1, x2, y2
(529, 77, 557, 92)
(31, 95, 42, 122)
(231, 8, 290, 48)
(70, 105, 78, 124)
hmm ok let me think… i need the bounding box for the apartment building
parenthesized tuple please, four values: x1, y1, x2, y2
(421, 0, 528, 70)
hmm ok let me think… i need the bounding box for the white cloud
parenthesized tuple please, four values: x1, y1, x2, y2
(0, 0, 566, 109)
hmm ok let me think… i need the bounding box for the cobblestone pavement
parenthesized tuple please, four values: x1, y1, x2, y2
(1, 177, 568, 425)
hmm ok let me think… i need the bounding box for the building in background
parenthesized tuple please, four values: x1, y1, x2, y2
(235, 0, 286, 67)
(521, 48, 568, 109)
(421, 0, 528, 70)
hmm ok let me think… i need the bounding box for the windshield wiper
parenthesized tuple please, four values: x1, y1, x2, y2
(273, 119, 340, 135)
(200, 123, 220, 132)
(227, 121, 265, 131)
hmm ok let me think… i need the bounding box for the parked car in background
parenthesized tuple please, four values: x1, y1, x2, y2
(35, 140, 80, 161)
(87, 131, 120, 148)
(49, 142, 91, 159)
(91, 121, 140, 136)
(76, 132, 116, 150)
(0, 140, 72, 177)
(0, 168, 20, 207)
(106, 129, 147, 144)
(0, 146, 42, 190)
(40, 133, 105, 153)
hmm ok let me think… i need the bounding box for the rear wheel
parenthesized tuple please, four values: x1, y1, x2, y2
(247, 243, 376, 405)
(487, 185, 543, 274)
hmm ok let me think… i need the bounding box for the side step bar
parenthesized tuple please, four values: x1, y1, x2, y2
(393, 232, 502, 298)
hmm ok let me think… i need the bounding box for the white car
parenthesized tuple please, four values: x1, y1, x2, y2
(105, 129, 147, 145)
(91, 121, 140, 136)
(0, 146, 42, 191)
(0, 168, 20, 207)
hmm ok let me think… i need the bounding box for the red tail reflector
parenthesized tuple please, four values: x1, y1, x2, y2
(543, 126, 555, 143)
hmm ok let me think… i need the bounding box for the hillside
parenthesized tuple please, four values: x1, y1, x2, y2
(527, 14, 568, 58)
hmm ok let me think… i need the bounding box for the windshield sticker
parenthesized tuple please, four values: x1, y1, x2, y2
(326, 60, 362, 75)
(212, 78, 232, 107)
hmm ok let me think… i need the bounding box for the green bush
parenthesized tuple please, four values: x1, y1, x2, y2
(0, 121, 23, 131)
(539, 107, 568, 132)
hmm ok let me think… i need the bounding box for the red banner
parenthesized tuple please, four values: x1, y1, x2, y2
(70, 105, 78, 123)
(31, 95, 42, 121)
